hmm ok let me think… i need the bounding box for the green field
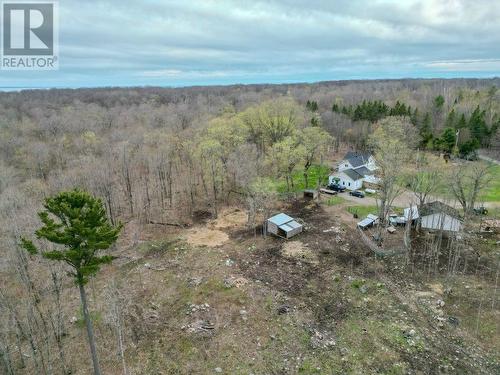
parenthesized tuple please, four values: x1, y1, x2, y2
(480, 164, 500, 202)
(411, 161, 500, 203)
(325, 195, 346, 206)
(346, 205, 379, 218)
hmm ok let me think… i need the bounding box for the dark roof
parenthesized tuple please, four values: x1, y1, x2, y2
(353, 166, 374, 176)
(419, 201, 460, 219)
(342, 168, 364, 181)
(344, 151, 372, 168)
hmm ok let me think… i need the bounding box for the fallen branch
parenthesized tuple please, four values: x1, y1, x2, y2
(148, 220, 189, 228)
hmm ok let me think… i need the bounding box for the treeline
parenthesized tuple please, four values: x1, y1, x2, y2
(415, 94, 499, 157)
(328, 91, 499, 157)
(332, 100, 413, 122)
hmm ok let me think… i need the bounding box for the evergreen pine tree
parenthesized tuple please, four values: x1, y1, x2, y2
(445, 109, 456, 128)
(21, 189, 123, 375)
(419, 112, 433, 147)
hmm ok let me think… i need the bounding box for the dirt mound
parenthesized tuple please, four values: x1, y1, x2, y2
(212, 209, 247, 229)
(282, 241, 318, 264)
(185, 228, 229, 247)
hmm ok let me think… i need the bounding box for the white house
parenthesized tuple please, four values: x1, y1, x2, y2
(419, 201, 462, 233)
(329, 151, 379, 190)
(338, 151, 377, 172)
(329, 169, 364, 190)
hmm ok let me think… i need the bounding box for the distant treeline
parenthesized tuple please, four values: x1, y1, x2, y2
(324, 94, 499, 157)
(331, 100, 412, 123)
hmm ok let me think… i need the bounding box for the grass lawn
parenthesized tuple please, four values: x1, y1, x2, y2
(405, 159, 500, 203)
(480, 164, 500, 202)
(324, 195, 346, 206)
(346, 205, 378, 218)
(486, 207, 500, 217)
(435, 162, 500, 202)
(276, 164, 330, 193)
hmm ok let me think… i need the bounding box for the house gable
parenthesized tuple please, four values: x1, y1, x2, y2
(330, 170, 363, 190)
(333, 151, 379, 189)
(338, 151, 376, 172)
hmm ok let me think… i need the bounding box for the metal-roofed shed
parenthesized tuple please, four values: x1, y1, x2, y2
(267, 213, 303, 239)
(357, 214, 379, 229)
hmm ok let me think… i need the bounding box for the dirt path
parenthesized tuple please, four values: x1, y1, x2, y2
(340, 190, 500, 209)
(478, 152, 500, 165)
(338, 190, 416, 208)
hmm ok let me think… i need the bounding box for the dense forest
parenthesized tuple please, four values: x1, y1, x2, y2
(1, 79, 499, 224)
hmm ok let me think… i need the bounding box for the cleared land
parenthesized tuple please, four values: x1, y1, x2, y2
(69, 199, 500, 374)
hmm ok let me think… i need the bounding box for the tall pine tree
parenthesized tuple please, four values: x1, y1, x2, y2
(22, 189, 123, 375)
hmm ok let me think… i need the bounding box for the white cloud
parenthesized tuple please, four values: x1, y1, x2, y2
(426, 59, 500, 72)
(0, 0, 499, 88)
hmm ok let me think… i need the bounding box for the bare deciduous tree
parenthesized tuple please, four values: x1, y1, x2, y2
(449, 163, 492, 221)
(369, 117, 417, 242)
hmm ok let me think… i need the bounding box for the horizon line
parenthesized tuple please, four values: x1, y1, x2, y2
(0, 75, 499, 93)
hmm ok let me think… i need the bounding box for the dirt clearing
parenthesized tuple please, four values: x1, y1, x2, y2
(184, 208, 247, 247)
(212, 208, 247, 229)
(282, 240, 319, 264)
(185, 227, 229, 247)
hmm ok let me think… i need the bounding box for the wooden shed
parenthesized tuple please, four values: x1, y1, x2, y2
(303, 189, 319, 199)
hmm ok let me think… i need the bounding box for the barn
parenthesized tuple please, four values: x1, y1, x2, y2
(266, 213, 303, 239)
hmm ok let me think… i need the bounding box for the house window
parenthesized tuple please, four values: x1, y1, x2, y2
(345, 164, 348, 167)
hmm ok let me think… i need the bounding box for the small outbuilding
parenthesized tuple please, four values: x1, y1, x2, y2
(404, 206, 419, 222)
(357, 214, 379, 229)
(267, 213, 303, 239)
(303, 189, 319, 200)
(389, 214, 406, 226)
(419, 201, 462, 233)
(389, 206, 419, 226)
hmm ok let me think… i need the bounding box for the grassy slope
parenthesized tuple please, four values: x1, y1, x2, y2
(480, 164, 500, 202)
(428, 161, 500, 203)
(99, 205, 498, 375)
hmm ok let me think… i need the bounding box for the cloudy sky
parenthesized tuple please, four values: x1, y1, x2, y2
(1, 0, 499, 89)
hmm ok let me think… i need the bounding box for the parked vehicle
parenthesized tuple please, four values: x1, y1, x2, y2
(473, 206, 488, 215)
(349, 190, 365, 198)
(327, 183, 346, 192)
(319, 188, 338, 195)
